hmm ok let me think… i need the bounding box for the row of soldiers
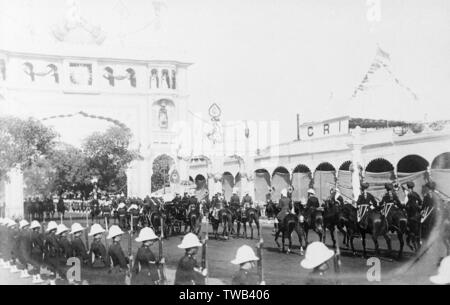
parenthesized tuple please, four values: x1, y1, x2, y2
(0, 215, 267, 285)
(272, 180, 438, 230)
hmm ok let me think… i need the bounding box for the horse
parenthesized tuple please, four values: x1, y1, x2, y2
(90, 200, 101, 223)
(323, 200, 347, 249)
(344, 204, 392, 258)
(405, 201, 422, 253)
(185, 203, 202, 235)
(265, 200, 279, 220)
(274, 213, 306, 254)
(236, 207, 261, 239)
(383, 203, 408, 259)
(302, 207, 325, 243)
(215, 207, 233, 239)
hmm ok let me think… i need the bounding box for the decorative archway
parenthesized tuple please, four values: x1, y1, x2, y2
(292, 164, 311, 202)
(222, 171, 235, 201)
(151, 154, 176, 193)
(314, 162, 336, 201)
(364, 158, 395, 200)
(337, 161, 353, 201)
(254, 169, 271, 203)
(430, 152, 450, 197)
(272, 167, 291, 202)
(397, 154, 429, 201)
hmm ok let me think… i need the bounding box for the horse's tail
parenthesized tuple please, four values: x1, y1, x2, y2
(373, 218, 384, 236)
(314, 214, 324, 233)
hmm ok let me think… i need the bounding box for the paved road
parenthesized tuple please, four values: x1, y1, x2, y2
(0, 214, 445, 285)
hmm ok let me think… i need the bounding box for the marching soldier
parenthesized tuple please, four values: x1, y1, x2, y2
(379, 183, 402, 210)
(131, 227, 161, 285)
(17, 220, 32, 279)
(4, 219, 19, 272)
(107, 225, 129, 285)
(86, 224, 111, 284)
(70, 223, 89, 265)
(56, 224, 71, 282)
(29, 220, 45, 284)
(301, 241, 337, 285)
(175, 233, 207, 285)
(231, 245, 261, 285)
(9, 219, 20, 274)
(43, 221, 59, 285)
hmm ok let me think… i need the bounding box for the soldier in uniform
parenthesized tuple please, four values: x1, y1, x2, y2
(107, 225, 129, 285)
(304, 189, 320, 225)
(70, 223, 89, 265)
(379, 183, 402, 210)
(230, 189, 241, 210)
(43, 221, 60, 285)
(231, 245, 262, 285)
(29, 220, 45, 283)
(174, 233, 207, 285)
(6, 219, 20, 274)
(329, 187, 344, 208)
(241, 191, 254, 209)
(86, 224, 110, 284)
(356, 182, 378, 229)
(275, 189, 292, 230)
(301, 241, 337, 285)
(117, 202, 127, 230)
(132, 227, 161, 285)
(17, 220, 32, 279)
(56, 224, 71, 282)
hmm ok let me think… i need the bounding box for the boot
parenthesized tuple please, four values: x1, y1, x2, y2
(32, 274, 44, 284)
(20, 269, 31, 278)
(10, 264, 20, 273)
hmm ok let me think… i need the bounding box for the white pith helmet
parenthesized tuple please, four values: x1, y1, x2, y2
(107, 225, 124, 239)
(231, 245, 260, 265)
(135, 227, 158, 242)
(300, 241, 334, 269)
(178, 233, 202, 249)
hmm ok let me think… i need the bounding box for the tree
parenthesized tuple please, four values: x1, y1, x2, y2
(151, 154, 174, 192)
(0, 116, 57, 181)
(82, 126, 140, 193)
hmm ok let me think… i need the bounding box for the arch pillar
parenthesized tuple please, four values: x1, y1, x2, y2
(3, 166, 24, 219)
(349, 127, 363, 202)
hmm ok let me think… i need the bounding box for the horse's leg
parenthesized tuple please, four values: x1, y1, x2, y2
(236, 222, 240, 238)
(243, 222, 247, 239)
(372, 234, 380, 256)
(295, 224, 305, 255)
(361, 232, 367, 258)
(256, 219, 260, 239)
(274, 229, 281, 250)
(397, 231, 404, 260)
(282, 231, 286, 253)
(329, 226, 336, 248)
(249, 220, 254, 240)
(384, 232, 392, 258)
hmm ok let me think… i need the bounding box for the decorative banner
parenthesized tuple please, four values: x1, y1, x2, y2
(169, 169, 180, 184)
(351, 46, 418, 101)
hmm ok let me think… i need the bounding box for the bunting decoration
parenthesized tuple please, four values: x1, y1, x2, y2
(351, 46, 419, 101)
(23, 63, 59, 83)
(41, 111, 130, 132)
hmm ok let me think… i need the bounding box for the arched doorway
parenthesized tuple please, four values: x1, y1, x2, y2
(254, 169, 270, 203)
(151, 154, 175, 193)
(364, 158, 395, 200)
(314, 162, 336, 202)
(292, 164, 311, 203)
(272, 167, 291, 202)
(222, 172, 234, 201)
(337, 161, 353, 202)
(397, 155, 429, 200)
(431, 152, 450, 196)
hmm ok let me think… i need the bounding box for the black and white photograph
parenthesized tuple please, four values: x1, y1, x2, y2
(0, 0, 449, 289)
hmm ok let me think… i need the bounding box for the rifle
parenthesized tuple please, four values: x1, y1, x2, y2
(256, 237, 264, 284)
(201, 216, 209, 285)
(85, 212, 90, 252)
(125, 214, 133, 285)
(158, 216, 167, 284)
(104, 216, 109, 250)
(333, 228, 342, 285)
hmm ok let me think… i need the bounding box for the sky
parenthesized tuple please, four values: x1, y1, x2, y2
(1, 0, 450, 145)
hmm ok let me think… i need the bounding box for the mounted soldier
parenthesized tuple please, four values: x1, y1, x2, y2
(379, 183, 402, 210)
(230, 189, 241, 210)
(328, 187, 344, 208)
(276, 189, 292, 226)
(356, 182, 378, 230)
(128, 200, 140, 232)
(117, 202, 128, 229)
